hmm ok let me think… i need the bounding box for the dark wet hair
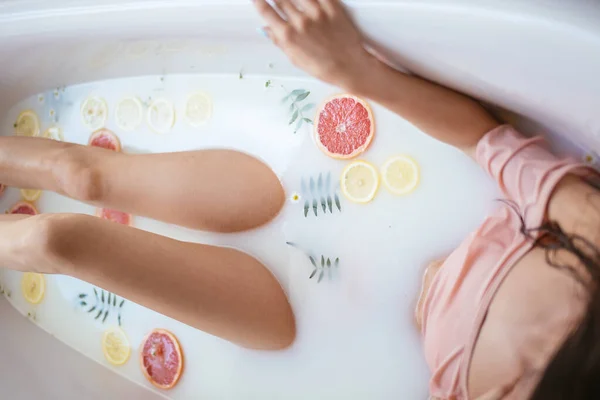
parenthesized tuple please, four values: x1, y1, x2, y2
(513, 175, 600, 400)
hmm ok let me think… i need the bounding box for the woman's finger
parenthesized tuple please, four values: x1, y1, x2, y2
(274, 0, 303, 23)
(317, 0, 339, 16)
(295, 0, 322, 18)
(253, 0, 287, 30)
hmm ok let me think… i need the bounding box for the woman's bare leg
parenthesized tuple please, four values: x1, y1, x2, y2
(0, 213, 295, 350)
(0, 137, 294, 349)
(0, 137, 285, 232)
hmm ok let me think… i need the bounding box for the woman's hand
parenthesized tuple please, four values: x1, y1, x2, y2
(253, 0, 376, 88)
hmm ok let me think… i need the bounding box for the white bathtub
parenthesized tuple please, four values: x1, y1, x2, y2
(1, 0, 599, 398)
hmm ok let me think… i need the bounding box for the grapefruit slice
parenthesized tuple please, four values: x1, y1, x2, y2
(89, 129, 122, 152)
(184, 92, 213, 127)
(21, 272, 45, 304)
(315, 94, 375, 159)
(102, 327, 131, 366)
(9, 201, 38, 215)
(15, 110, 40, 137)
(381, 155, 420, 195)
(81, 96, 108, 130)
(147, 98, 175, 134)
(340, 160, 379, 203)
(115, 96, 144, 131)
(97, 208, 132, 226)
(20, 188, 42, 202)
(140, 329, 184, 390)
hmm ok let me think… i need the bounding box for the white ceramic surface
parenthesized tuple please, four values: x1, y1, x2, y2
(0, 1, 599, 399)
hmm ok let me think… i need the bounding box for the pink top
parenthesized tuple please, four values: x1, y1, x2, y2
(421, 125, 591, 399)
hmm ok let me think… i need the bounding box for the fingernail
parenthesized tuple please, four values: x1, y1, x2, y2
(256, 27, 269, 38)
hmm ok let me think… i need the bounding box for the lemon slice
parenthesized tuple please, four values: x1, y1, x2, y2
(115, 97, 143, 131)
(15, 110, 40, 137)
(21, 272, 45, 304)
(20, 188, 42, 202)
(340, 160, 379, 203)
(381, 155, 420, 195)
(43, 126, 64, 141)
(81, 96, 108, 130)
(147, 98, 175, 134)
(102, 327, 131, 366)
(184, 92, 213, 127)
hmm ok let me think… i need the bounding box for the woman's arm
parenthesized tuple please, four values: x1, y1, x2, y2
(254, 0, 500, 155)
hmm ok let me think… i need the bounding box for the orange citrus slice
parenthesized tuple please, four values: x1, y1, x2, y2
(315, 94, 375, 159)
(20, 189, 42, 202)
(9, 201, 38, 215)
(43, 126, 64, 141)
(184, 92, 213, 127)
(381, 155, 420, 195)
(21, 272, 45, 304)
(102, 327, 131, 366)
(147, 98, 175, 134)
(15, 110, 40, 137)
(140, 329, 184, 390)
(81, 96, 108, 130)
(340, 160, 379, 203)
(97, 208, 132, 226)
(115, 97, 144, 131)
(89, 128, 122, 152)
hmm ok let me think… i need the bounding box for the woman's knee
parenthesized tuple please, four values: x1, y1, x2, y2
(51, 146, 105, 202)
(210, 152, 285, 232)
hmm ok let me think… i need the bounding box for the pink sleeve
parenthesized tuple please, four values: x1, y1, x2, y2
(475, 125, 589, 227)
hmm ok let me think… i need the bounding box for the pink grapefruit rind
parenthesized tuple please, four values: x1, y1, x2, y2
(314, 94, 375, 160)
(140, 329, 184, 390)
(88, 128, 122, 152)
(8, 201, 38, 215)
(96, 208, 132, 226)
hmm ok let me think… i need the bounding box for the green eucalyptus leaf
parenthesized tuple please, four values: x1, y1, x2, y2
(317, 173, 323, 193)
(301, 103, 315, 113)
(321, 197, 327, 213)
(335, 258, 340, 267)
(79, 293, 87, 299)
(335, 194, 342, 212)
(301, 178, 307, 196)
(327, 259, 331, 268)
(102, 310, 109, 323)
(119, 299, 125, 308)
(302, 118, 313, 125)
(294, 91, 310, 102)
(312, 199, 318, 216)
(289, 103, 296, 113)
(95, 309, 103, 320)
(291, 89, 306, 96)
(309, 256, 317, 268)
(289, 110, 299, 125)
(88, 306, 97, 314)
(309, 269, 317, 279)
(294, 117, 304, 133)
(304, 201, 310, 217)
(80, 301, 87, 307)
(318, 270, 325, 283)
(327, 196, 333, 213)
